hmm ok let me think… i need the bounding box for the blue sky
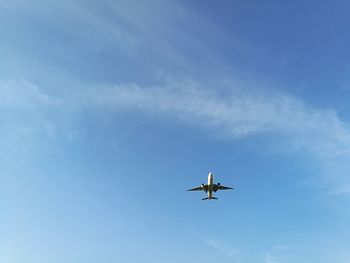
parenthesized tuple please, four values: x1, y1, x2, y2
(2, 0, 350, 262)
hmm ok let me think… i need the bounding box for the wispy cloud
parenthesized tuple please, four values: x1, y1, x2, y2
(203, 239, 293, 263)
(80, 78, 350, 159)
(330, 185, 350, 195)
(262, 253, 279, 263)
(203, 238, 240, 260)
(0, 79, 51, 109)
(4, 76, 350, 159)
(0, 79, 74, 144)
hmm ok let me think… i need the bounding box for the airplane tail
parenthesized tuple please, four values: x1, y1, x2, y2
(202, 197, 218, 200)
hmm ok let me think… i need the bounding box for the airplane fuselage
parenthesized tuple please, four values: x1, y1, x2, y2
(207, 172, 214, 199)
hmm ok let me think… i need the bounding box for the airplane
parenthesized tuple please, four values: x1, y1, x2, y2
(187, 172, 233, 200)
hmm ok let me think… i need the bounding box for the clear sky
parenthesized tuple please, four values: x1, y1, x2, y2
(2, 0, 350, 262)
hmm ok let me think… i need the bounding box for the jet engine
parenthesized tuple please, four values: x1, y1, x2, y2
(217, 182, 220, 186)
(201, 184, 205, 188)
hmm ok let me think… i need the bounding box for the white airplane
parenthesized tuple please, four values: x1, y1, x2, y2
(187, 172, 233, 200)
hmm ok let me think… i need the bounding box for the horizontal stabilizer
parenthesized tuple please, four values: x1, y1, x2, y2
(202, 197, 218, 200)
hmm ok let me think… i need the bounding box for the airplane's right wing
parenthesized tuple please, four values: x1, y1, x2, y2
(187, 185, 208, 191)
(213, 184, 233, 191)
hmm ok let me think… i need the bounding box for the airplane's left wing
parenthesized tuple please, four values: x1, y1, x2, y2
(187, 186, 202, 191)
(214, 184, 233, 191)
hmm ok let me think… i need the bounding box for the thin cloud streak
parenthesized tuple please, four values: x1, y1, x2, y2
(262, 253, 279, 263)
(203, 238, 240, 261)
(0, 79, 51, 109)
(82, 79, 350, 159)
(4, 77, 350, 159)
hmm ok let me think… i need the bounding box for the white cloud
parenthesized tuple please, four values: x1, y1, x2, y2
(4, 76, 350, 161)
(330, 186, 350, 195)
(82, 78, 350, 159)
(0, 79, 51, 109)
(203, 238, 240, 260)
(0, 79, 69, 144)
(263, 253, 279, 263)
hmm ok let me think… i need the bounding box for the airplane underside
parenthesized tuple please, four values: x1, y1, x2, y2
(187, 172, 233, 200)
